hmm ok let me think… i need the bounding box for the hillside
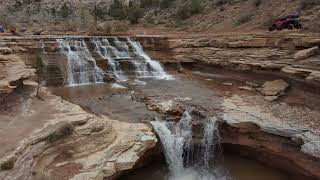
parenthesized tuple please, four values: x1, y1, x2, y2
(0, 0, 320, 34)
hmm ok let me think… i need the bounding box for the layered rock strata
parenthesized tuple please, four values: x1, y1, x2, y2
(0, 89, 157, 180)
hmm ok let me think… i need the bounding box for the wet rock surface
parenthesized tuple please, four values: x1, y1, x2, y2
(125, 73, 320, 179)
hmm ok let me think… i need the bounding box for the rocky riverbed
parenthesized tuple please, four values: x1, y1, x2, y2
(0, 33, 320, 180)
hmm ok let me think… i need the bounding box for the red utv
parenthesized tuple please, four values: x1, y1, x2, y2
(269, 15, 302, 31)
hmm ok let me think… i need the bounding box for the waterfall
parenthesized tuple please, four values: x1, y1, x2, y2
(176, 111, 193, 166)
(151, 120, 185, 178)
(56, 37, 172, 85)
(113, 37, 130, 58)
(127, 38, 173, 80)
(57, 38, 104, 85)
(201, 118, 219, 170)
(151, 111, 228, 180)
(92, 38, 127, 81)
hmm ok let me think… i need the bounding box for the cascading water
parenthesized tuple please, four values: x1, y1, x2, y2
(151, 111, 228, 180)
(92, 38, 128, 81)
(151, 120, 185, 178)
(201, 118, 220, 170)
(127, 38, 173, 80)
(57, 38, 104, 85)
(113, 37, 130, 58)
(56, 37, 172, 85)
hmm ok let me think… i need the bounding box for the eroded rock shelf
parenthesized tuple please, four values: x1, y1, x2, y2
(0, 33, 320, 180)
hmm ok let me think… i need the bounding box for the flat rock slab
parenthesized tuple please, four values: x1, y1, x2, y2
(259, 79, 289, 96)
(294, 46, 319, 60)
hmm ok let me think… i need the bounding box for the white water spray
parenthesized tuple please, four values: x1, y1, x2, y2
(57, 38, 104, 85)
(56, 37, 172, 85)
(113, 37, 130, 57)
(128, 38, 173, 80)
(151, 111, 228, 180)
(92, 38, 127, 81)
(201, 118, 219, 170)
(151, 120, 185, 178)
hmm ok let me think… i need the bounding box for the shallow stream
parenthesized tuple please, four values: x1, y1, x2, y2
(49, 71, 297, 180)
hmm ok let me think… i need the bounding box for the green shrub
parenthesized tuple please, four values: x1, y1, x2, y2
(0, 157, 16, 170)
(215, 0, 228, 6)
(176, 0, 202, 20)
(128, 6, 145, 23)
(109, 0, 127, 20)
(176, 4, 191, 20)
(160, 0, 172, 9)
(141, 0, 160, 8)
(109, 8, 127, 20)
(59, 4, 73, 19)
(92, 6, 108, 20)
(190, 0, 202, 14)
(45, 123, 74, 143)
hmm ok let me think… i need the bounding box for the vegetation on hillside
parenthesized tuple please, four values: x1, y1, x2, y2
(0, 0, 319, 33)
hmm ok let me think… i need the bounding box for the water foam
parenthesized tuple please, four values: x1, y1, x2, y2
(151, 111, 228, 180)
(57, 38, 104, 85)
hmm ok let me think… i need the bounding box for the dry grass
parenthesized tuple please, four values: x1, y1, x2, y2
(91, 21, 129, 35)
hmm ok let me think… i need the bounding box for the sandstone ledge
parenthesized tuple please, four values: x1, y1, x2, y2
(143, 93, 320, 179)
(0, 54, 35, 94)
(0, 90, 157, 180)
(221, 95, 320, 179)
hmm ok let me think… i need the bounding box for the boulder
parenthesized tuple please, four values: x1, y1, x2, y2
(294, 46, 319, 60)
(259, 79, 289, 96)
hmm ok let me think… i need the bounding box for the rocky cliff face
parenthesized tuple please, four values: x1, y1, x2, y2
(136, 33, 320, 179)
(138, 33, 320, 84)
